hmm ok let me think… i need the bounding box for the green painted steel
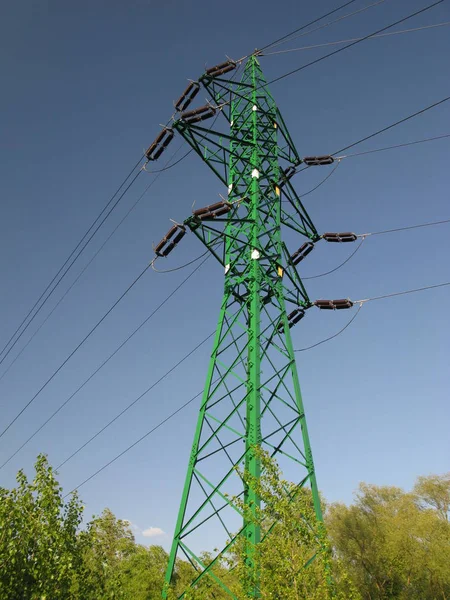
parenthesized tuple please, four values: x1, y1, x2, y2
(162, 56, 327, 599)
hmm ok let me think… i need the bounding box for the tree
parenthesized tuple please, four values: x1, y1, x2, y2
(118, 544, 169, 599)
(414, 472, 450, 522)
(78, 509, 172, 599)
(228, 449, 359, 600)
(327, 480, 450, 599)
(78, 508, 139, 598)
(0, 454, 84, 600)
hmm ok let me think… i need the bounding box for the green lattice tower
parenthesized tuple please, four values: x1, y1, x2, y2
(162, 56, 326, 599)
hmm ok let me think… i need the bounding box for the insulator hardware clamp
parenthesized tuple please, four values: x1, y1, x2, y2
(303, 155, 334, 166)
(154, 225, 186, 257)
(278, 308, 305, 332)
(322, 232, 358, 243)
(278, 166, 297, 189)
(204, 60, 236, 78)
(314, 299, 354, 310)
(290, 242, 314, 265)
(193, 201, 232, 220)
(180, 104, 216, 124)
(145, 128, 174, 161)
(174, 81, 201, 112)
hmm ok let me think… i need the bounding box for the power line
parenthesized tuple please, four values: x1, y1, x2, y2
(0, 263, 151, 440)
(292, 106, 450, 181)
(151, 250, 211, 273)
(0, 144, 188, 385)
(283, 134, 450, 203)
(304, 218, 450, 280)
(262, 0, 387, 53)
(361, 218, 450, 237)
(0, 257, 209, 469)
(22, 217, 450, 471)
(357, 281, 450, 303)
(333, 99, 450, 156)
(337, 132, 450, 158)
(297, 159, 342, 198)
(144, 149, 193, 174)
(0, 156, 143, 362)
(0, 167, 143, 370)
(303, 238, 366, 280)
(266, 0, 445, 86)
(65, 276, 450, 494)
(57, 330, 214, 472)
(0, 72, 238, 434)
(295, 303, 364, 351)
(297, 281, 450, 351)
(258, 0, 359, 52)
(263, 21, 450, 55)
(64, 384, 207, 497)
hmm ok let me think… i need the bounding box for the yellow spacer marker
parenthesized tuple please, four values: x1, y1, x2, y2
(277, 266, 284, 277)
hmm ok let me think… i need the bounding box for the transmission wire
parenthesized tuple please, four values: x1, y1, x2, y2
(333, 97, 450, 156)
(295, 303, 364, 351)
(0, 145, 189, 385)
(263, 0, 387, 53)
(296, 159, 342, 198)
(0, 263, 151, 440)
(263, 21, 450, 55)
(57, 330, 214, 472)
(362, 218, 450, 237)
(304, 218, 450, 280)
(357, 281, 450, 303)
(337, 132, 450, 158)
(258, 0, 359, 52)
(144, 149, 193, 174)
(51, 221, 450, 475)
(0, 257, 210, 469)
(65, 277, 450, 493)
(64, 383, 208, 497)
(266, 0, 445, 86)
(0, 162, 143, 367)
(303, 238, 366, 280)
(0, 73, 239, 439)
(291, 103, 450, 182)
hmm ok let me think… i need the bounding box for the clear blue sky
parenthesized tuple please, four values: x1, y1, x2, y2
(0, 0, 449, 550)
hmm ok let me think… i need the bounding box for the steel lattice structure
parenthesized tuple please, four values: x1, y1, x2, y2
(159, 55, 329, 599)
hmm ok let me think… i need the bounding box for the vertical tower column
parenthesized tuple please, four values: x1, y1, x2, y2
(162, 55, 326, 600)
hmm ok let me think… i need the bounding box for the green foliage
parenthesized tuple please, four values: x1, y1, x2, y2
(414, 472, 450, 521)
(228, 448, 358, 600)
(327, 474, 450, 599)
(1, 455, 448, 599)
(0, 454, 84, 600)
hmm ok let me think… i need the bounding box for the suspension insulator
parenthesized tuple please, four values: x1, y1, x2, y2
(210, 206, 231, 218)
(180, 105, 216, 124)
(290, 242, 314, 266)
(334, 298, 354, 310)
(174, 81, 200, 112)
(145, 128, 174, 161)
(315, 299, 353, 310)
(322, 232, 358, 243)
(205, 60, 236, 77)
(278, 308, 305, 332)
(303, 155, 334, 166)
(154, 225, 186, 257)
(193, 201, 231, 220)
(288, 308, 305, 326)
(278, 166, 297, 189)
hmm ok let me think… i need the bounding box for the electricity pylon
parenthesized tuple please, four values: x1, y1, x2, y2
(157, 55, 329, 599)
